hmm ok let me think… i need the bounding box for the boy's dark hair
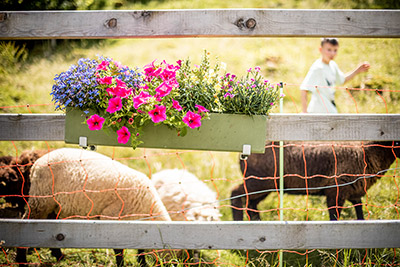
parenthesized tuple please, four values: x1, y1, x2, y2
(321, 38, 339, 46)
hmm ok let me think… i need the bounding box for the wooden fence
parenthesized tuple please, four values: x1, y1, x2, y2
(1, 9, 400, 251)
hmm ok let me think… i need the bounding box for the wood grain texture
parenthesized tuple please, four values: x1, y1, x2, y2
(1, 9, 399, 39)
(1, 113, 399, 142)
(267, 113, 400, 141)
(0, 114, 65, 141)
(1, 219, 399, 249)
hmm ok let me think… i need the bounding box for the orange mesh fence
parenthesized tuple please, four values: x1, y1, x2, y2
(1, 85, 400, 266)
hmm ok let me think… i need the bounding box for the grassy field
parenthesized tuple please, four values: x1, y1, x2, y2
(1, 0, 400, 266)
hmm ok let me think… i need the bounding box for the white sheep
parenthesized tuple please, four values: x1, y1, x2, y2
(16, 148, 171, 267)
(152, 169, 221, 222)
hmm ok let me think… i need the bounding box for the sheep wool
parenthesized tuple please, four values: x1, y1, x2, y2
(27, 148, 170, 221)
(152, 169, 221, 221)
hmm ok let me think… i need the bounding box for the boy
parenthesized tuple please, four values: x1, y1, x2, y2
(300, 38, 370, 113)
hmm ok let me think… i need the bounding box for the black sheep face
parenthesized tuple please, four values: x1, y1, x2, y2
(0, 157, 26, 207)
(0, 151, 45, 209)
(0, 156, 17, 195)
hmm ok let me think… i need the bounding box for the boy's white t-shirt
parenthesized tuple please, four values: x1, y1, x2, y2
(300, 58, 345, 113)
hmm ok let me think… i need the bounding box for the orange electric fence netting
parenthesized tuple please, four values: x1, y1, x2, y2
(1, 84, 400, 266)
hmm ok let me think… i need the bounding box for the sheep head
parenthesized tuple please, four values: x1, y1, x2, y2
(0, 150, 47, 209)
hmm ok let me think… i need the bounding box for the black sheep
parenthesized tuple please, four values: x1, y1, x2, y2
(0, 150, 47, 215)
(231, 141, 400, 221)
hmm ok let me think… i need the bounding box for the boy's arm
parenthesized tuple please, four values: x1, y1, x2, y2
(344, 62, 370, 84)
(301, 90, 308, 113)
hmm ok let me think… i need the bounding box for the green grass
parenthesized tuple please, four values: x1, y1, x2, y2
(1, 0, 400, 266)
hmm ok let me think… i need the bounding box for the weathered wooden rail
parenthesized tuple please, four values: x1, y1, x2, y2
(0, 10, 399, 39)
(0, 113, 399, 141)
(1, 219, 400, 249)
(1, 9, 400, 253)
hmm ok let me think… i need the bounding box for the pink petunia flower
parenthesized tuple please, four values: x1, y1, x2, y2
(98, 76, 113, 85)
(115, 78, 126, 88)
(148, 105, 167, 123)
(155, 82, 173, 98)
(143, 60, 157, 75)
(172, 99, 183, 111)
(106, 97, 122, 113)
(116, 126, 131, 144)
(87, 114, 105, 131)
(133, 91, 151, 109)
(116, 87, 133, 98)
(143, 61, 164, 79)
(96, 61, 109, 71)
(183, 111, 202, 129)
(160, 68, 176, 82)
(167, 77, 179, 88)
(106, 87, 118, 96)
(195, 104, 209, 114)
(254, 66, 261, 72)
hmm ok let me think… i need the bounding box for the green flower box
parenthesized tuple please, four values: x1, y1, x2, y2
(64, 108, 267, 153)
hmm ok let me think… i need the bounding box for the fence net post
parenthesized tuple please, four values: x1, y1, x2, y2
(279, 82, 284, 267)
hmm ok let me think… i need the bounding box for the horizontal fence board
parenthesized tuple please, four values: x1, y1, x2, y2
(0, 114, 65, 141)
(1, 219, 399, 249)
(1, 113, 399, 142)
(1, 9, 399, 39)
(266, 113, 400, 141)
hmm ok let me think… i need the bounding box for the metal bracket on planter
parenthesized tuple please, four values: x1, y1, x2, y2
(240, 144, 251, 160)
(79, 136, 96, 151)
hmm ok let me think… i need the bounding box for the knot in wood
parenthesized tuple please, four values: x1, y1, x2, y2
(56, 233, 65, 241)
(0, 13, 7, 22)
(132, 11, 152, 19)
(141, 11, 151, 18)
(235, 18, 257, 30)
(105, 18, 117, 29)
(245, 18, 257, 29)
(235, 18, 245, 29)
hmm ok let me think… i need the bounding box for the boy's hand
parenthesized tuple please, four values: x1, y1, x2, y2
(356, 62, 370, 74)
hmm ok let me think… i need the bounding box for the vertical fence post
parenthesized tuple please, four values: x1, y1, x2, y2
(279, 82, 284, 267)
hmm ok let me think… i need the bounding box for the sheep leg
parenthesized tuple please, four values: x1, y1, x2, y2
(231, 184, 245, 220)
(247, 196, 265, 221)
(137, 249, 146, 267)
(326, 193, 346, 221)
(350, 198, 364, 220)
(50, 248, 64, 261)
(114, 249, 124, 266)
(15, 247, 27, 267)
